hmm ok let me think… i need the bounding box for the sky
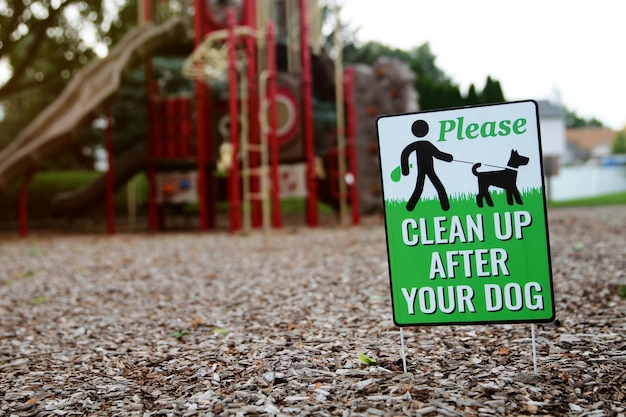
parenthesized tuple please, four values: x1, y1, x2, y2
(2, 0, 624, 130)
(340, 0, 626, 131)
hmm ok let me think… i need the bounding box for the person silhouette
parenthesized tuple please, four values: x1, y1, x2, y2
(401, 119, 453, 211)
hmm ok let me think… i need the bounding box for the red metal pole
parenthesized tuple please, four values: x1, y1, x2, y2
(166, 98, 177, 158)
(195, 88, 210, 230)
(147, 165, 158, 231)
(146, 97, 160, 232)
(144, 0, 152, 23)
(180, 97, 192, 157)
(194, 0, 212, 230)
(299, 0, 317, 227)
(205, 90, 217, 229)
(227, 7, 241, 232)
(174, 98, 183, 157)
(150, 99, 161, 158)
(105, 106, 116, 235)
(193, 0, 204, 45)
(344, 67, 360, 225)
(18, 171, 35, 238)
(267, 22, 281, 229)
(144, 37, 159, 231)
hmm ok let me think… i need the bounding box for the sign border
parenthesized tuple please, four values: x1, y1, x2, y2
(376, 100, 556, 327)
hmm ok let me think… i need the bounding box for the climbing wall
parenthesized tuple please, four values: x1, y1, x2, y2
(351, 57, 419, 214)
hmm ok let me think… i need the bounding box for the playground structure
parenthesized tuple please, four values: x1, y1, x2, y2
(0, 0, 419, 236)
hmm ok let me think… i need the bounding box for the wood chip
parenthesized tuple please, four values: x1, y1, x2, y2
(1, 206, 625, 415)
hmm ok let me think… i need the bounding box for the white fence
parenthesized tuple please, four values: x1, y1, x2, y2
(548, 165, 626, 201)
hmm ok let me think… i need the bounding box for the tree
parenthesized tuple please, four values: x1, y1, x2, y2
(466, 84, 480, 105)
(565, 108, 604, 128)
(108, 56, 194, 157)
(343, 41, 462, 110)
(409, 43, 464, 110)
(611, 131, 626, 154)
(403, 44, 506, 110)
(481, 76, 505, 104)
(343, 41, 507, 111)
(0, 0, 137, 151)
(343, 41, 411, 65)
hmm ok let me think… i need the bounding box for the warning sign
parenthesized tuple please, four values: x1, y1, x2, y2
(376, 101, 555, 326)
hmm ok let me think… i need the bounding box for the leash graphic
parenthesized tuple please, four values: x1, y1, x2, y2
(391, 159, 515, 183)
(453, 159, 513, 170)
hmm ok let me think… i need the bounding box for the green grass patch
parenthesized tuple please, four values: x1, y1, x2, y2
(0, 170, 336, 222)
(183, 197, 335, 215)
(0, 170, 103, 221)
(548, 191, 626, 208)
(278, 197, 336, 215)
(31, 170, 102, 191)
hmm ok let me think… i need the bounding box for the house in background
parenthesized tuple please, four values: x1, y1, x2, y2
(565, 127, 616, 164)
(537, 100, 566, 175)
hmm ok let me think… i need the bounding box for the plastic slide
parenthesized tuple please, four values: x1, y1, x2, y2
(51, 145, 147, 214)
(0, 18, 187, 192)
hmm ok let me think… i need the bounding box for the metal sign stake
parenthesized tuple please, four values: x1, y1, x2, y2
(531, 323, 538, 373)
(400, 328, 408, 373)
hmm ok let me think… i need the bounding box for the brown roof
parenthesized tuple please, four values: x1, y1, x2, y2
(566, 127, 615, 151)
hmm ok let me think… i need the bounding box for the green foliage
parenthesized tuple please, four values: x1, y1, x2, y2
(0, 170, 102, 221)
(81, 56, 192, 163)
(0, 0, 190, 167)
(481, 76, 505, 104)
(170, 330, 192, 339)
(357, 353, 377, 366)
(618, 284, 626, 300)
(344, 41, 505, 111)
(0, 0, 138, 153)
(343, 41, 411, 65)
(0, 169, 337, 224)
(31, 296, 47, 304)
(408, 43, 463, 110)
(611, 131, 626, 154)
(565, 108, 604, 128)
(466, 84, 480, 105)
(109, 66, 149, 156)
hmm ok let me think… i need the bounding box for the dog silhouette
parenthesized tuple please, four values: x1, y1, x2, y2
(472, 150, 530, 207)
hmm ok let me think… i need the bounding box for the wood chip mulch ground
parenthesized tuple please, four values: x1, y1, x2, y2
(1, 205, 625, 416)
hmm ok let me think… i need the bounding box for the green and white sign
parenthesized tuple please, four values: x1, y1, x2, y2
(376, 101, 555, 326)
